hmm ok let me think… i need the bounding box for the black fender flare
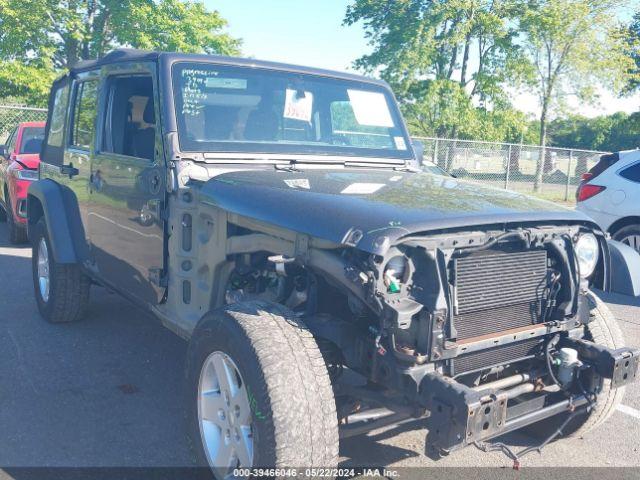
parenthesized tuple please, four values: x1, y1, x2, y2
(607, 240, 640, 297)
(27, 179, 88, 264)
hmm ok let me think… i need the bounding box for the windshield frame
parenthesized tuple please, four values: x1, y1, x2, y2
(170, 61, 414, 162)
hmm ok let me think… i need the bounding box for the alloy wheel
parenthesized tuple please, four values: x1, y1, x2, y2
(198, 351, 253, 477)
(620, 234, 640, 253)
(37, 237, 50, 302)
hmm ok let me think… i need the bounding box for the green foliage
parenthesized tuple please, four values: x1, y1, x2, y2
(624, 11, 640, 93)
(518, 0, 635, 141)
(344, 0, 533, 143)
(512, 0, 636, 189)
(0, 60, 57, 106)
(112, 0, 241, 55)
(398, 79, 534, 143)
(0, 0, 241, 102)
(547, 112, 640, 151)
(402, 79, 478, 138)
(345, 0, 637, 151)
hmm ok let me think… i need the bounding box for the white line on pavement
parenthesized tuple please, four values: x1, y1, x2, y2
(617, 404, 640, 420)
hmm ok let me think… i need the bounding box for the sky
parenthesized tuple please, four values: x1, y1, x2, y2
(208, 0, 640, 119)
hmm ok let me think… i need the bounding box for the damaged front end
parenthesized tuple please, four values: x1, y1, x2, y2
(325, 223, 639, 460)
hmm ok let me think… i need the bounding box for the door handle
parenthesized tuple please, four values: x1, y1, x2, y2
(60, 163, 80, 179)
(149, 171, 161, 194)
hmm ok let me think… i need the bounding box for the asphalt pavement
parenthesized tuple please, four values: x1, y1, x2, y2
(0, 222, 638, 471)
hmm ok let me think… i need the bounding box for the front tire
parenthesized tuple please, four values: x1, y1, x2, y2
(186, 301, 339, 476)
(31, 218, 90, 323)
(5, 190, 27, 244)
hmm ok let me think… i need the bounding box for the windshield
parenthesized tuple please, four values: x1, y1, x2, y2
(172, 62, 412, 161)
(20, 126, 45, 154)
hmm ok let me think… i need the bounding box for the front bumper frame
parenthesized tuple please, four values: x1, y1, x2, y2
(419, 341, 640, 457)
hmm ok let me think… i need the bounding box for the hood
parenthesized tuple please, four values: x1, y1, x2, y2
(14, 153, 40, 170)
(200, 168, 594, 255)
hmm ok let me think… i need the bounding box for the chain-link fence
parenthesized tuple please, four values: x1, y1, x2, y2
(0, 105, 48, 144)
(415, 137, 607, 205)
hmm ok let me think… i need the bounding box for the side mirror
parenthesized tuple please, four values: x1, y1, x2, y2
(0, 145, 6, 158)
(412, 140, 424, 165)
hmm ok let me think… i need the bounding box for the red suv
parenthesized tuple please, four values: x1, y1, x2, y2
(0, 121, 46, 243)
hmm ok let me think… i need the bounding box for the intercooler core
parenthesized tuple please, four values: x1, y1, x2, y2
(450, 249, 549, 375)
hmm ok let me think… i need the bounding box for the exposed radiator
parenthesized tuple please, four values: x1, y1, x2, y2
(453, 303, 537, 340)
(452, 338, 544, 376)
(448, 249, 549, 376)
(452, 249, 548, 341)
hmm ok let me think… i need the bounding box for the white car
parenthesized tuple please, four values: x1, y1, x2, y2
(577, 149, 640, 252)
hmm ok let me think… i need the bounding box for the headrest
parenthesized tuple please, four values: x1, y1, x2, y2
(143, 99, 155, 124)
(244, 107, 278, 141)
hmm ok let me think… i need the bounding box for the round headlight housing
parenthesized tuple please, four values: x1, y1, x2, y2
(384, 256, 408, 293)
(575, 233, 599, 278)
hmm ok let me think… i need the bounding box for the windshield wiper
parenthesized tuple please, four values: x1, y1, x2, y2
(271, 158, 414, 171)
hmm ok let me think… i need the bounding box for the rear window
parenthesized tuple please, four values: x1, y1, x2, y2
(20, 126, 45, 154)
(620, 163, 640, 183)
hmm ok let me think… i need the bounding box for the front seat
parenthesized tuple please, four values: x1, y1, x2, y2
(132, 100, 156, 161)
(244, 104, 279, 141)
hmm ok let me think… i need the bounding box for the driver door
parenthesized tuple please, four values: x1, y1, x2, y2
(87, 64, 165, 305)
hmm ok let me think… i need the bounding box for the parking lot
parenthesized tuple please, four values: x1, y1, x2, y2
(0, 222, 639, 472)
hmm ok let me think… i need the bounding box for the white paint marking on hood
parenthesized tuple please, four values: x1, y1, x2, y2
(341, 183, 386, 195)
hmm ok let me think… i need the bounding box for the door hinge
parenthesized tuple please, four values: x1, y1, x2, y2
(161, 205, 170, 221)
(149, 267, 168, 288)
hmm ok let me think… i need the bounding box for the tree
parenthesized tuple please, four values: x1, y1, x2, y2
(344, 0, 530, 141)
(0, 61, 58, 105)
(518, 0, 636, 191)
(624, 11, 640, 93)
(0, 0, 241, 105)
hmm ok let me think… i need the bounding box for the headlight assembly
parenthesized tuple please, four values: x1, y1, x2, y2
(575, 233, 599, 278)
(383, 255, 408, 293)
(10, 167, 39, 180)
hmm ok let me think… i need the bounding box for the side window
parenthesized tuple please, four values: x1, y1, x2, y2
(620, 163, 640, 183)
(102, 75, 156, 161)
(70, 80, 99, 150)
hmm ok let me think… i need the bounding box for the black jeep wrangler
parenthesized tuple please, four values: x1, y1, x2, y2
(28, 49, 638, 474)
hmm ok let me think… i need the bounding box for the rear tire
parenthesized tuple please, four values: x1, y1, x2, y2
(612, 224, 640, 254)
(31, 218, 90, 323)
(526, 291, 625, 438)
(5, 190, 27, 244)
(186, 301, 339, 476)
